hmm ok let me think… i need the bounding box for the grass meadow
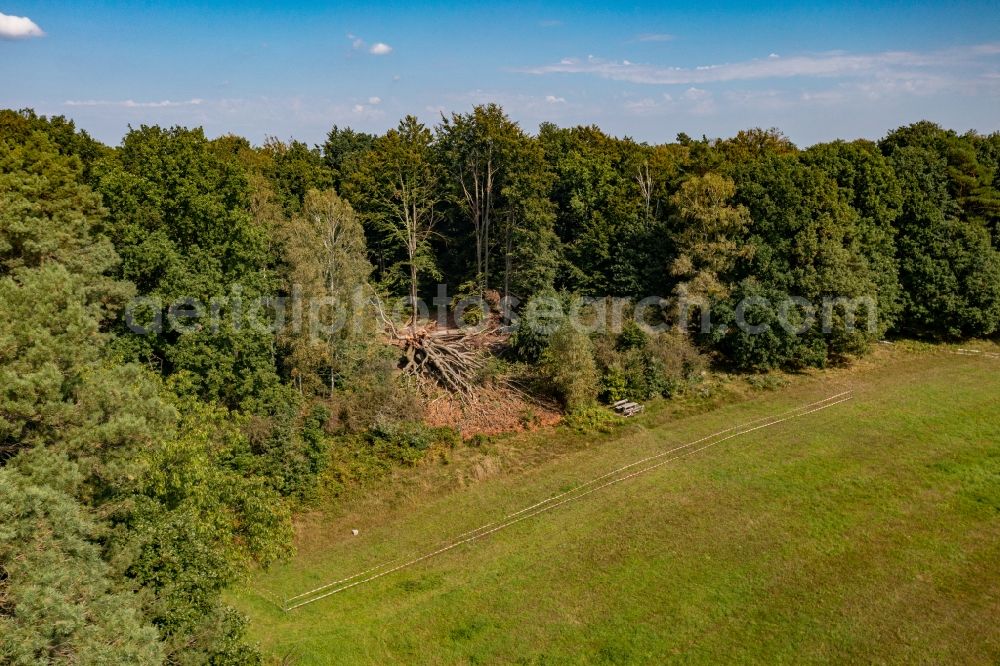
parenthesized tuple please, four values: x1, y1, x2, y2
(232, 344, 1000, 664)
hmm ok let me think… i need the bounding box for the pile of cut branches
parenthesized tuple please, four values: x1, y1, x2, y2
(395, 327, 495, 395)
(370, 292, 524, 400)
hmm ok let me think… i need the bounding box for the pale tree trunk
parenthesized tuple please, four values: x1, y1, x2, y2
(636, 161, 653, 221)
(459, 152, 497, 299)
(407, 182, 420, 328)
(502, 208, 514, 302)
(482, 155, 494, 295)
(409, 237, 418, 328)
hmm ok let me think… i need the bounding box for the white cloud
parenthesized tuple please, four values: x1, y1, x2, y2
(623, 97, 659, 114)
(64, 98, 204, 108)
(347, 101, 386, 120)
(437, 90, 584, 120)
(368, 96, 382, 105)
(635, 33, 673, 42)
(681, 88, 715, 115)
(799, 89, 848, 104)
(0, 12, 44, 39)
(348, 35, 392, 55)
(722, 88, 789, 111)
(520, 43, 1000, 87)
(620, 89, 716, 116)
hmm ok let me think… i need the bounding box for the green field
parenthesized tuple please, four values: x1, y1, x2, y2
(232, 345, 1000, 664)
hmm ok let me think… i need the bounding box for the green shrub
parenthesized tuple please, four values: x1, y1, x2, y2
(540, 320, 599, 410)
(331, 349, 422, 433)
(239, 383, 333, 501)
(644, 330, 707, 397)
(616, 320, 650, 351)
(324, 421, 462, 495)
(594, 328, 706, 402)
(451, 279, 487, 326)
(366, 420, 460, 466)
(509, 290, 576, 362)
(509, 322, 548, 363)
(599, 363, 629, 403)
(562, 405, 620, 434)
(459, 302, 485, 326)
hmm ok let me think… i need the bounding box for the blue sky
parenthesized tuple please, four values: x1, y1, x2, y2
(2, 1, 999, 146)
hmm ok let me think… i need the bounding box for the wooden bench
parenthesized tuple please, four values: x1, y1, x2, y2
(612, 399, 644, 417)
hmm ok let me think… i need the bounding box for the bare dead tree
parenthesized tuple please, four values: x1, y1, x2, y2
(454, 142, 497, 295)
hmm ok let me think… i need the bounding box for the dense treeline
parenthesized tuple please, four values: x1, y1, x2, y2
(1, 105, 999, 663)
